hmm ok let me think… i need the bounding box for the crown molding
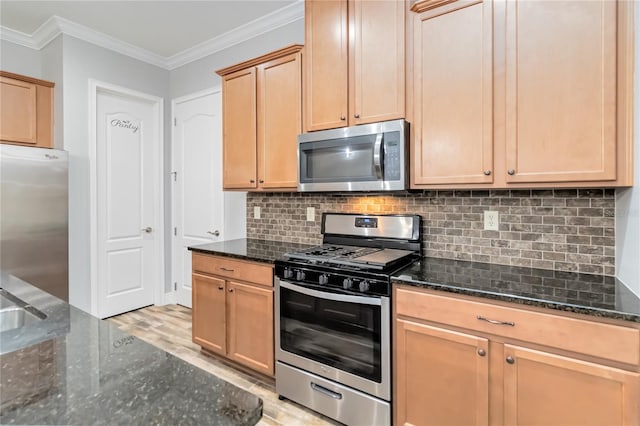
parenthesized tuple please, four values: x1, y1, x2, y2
(0, 25, 36, 49)
(166, 0, 304, 70)
(0, 1, 304, 71)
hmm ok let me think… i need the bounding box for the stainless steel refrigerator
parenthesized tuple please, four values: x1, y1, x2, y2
(0, 144, 68, 301)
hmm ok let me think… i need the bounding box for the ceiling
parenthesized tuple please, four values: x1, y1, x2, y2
(0, 1, 299, 58)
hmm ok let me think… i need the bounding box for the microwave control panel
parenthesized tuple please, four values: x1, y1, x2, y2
(383, 133, 401, 180)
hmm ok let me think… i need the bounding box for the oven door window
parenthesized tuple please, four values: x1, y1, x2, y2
(279, 286, 382, 383)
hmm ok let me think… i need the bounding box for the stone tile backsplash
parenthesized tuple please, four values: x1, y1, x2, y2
(246, 189, 616, 276)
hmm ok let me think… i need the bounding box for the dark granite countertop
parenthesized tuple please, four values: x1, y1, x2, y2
(0, 274, 262, 425)
(392, 257, 640, 323)
(189, 238, 315, 264)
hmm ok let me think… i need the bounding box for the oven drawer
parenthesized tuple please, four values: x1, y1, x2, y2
(395, 286, 640, 365)
(192, 253, 273, 287)
(276, 362, 390, 426)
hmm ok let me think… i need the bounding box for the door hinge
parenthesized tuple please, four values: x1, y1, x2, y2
(170, 171, 177, 182)
(174, 117, 177, 126)
(174, 282, 177, 291)
(174, 227, 177, 236)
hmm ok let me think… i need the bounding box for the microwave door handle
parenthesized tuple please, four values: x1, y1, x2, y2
(373, 133, 383, 179)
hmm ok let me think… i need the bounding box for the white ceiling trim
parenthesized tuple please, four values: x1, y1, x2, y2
(0, 1, 304, 71)
(0, 25, 37, 49)
(166, 0, 304, 70)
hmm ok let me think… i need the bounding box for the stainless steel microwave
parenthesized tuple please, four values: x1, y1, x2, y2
(297, 119, 408, 192)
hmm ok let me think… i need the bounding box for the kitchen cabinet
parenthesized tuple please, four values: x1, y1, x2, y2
(394, 285, 640, 425)
(409, 0, 634, 188)
(216, 45, 302, 191)
(0, 71, 54, 149)
(303, 0, 405, 131)
(395, 319, 489, 426)
(191, 253, 274, 377)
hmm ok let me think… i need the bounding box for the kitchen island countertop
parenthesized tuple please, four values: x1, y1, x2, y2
(189, 238, 315, 264)
(393, 257, 640, 323)
(0, 273, 262, 425)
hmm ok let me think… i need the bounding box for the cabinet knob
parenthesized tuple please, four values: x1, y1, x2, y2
(507, 169, 515, 175)
(218, 286, 224, 290)
(249, 179, 255, 183)
(228, 288, 234, 293)
(259, 179, 264, 184)
(354, 113, 360, 119)
(484, 170, 491, 176)
(506, 356, 515, 364)
(340, 116, 346, 121)
(477, 349, 486, 357)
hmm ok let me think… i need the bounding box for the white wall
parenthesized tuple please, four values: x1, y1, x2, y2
(60, 35, 171, 312)
(169, 18, 304, 240)
(40, 36, 64, 149)
(615, 3, 640, 296)
(169, 19, 304, 99)
(0, 39, 41, 77)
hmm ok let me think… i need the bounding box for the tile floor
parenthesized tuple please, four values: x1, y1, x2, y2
(108, 304, 340, 426)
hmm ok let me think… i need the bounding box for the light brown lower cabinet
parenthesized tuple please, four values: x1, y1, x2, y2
(192, 253, 274, 377)
(394, 285, 640, 426)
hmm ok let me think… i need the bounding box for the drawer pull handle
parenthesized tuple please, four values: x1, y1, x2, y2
(310, 382, 343, 400)
(220, 267, 235, 272)
(477, 315, 515, 327)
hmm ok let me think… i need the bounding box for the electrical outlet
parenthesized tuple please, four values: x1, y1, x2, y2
(254, 206, 261, 219)
(307, 207, 315, 222)
(484, 211, 499, 231)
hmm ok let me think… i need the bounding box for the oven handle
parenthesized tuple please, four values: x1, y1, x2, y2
(279, 280, 382, 306)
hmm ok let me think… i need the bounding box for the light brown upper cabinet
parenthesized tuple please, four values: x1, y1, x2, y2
(0, 71, 54, 149)
(410, 0, 494, 186)
(217, 45, 302, 191)
(304, 0, 406, 131)
(409, 0, 634, 189)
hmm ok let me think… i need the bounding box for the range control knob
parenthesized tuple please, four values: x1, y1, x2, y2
(319, 274, 329, 285)
(359, 281, 370, 293)
(283, 268, 293, 279)
(296, 270, 306, 281)
(342, 278, 353, 290)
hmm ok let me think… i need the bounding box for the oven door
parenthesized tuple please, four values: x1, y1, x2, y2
(275, 278, 390, 400)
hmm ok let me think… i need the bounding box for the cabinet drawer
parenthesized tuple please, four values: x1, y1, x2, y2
(192, 253, 273, 287)
(395, 286, 640, 366)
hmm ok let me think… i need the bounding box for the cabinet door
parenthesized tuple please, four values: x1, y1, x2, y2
(504, 0, 617, 183)
(350, 0, 405, 126)
(395, 319, 489, 426)
(0, 76, 37, 145)
(191, 273, 226, 355)
(411, 0, 493, 186)
(227, 280, 274, 376)
(504, 344, 640, 426)
(222, 68, 257, 189)
(304, 0, 349, 131)
(257, 51, 302, 189)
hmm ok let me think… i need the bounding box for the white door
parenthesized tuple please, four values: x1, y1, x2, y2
(95, 86, 162, 318)
(172, 88, 224, 307)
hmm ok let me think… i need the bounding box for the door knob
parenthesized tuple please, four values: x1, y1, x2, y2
(207, 230, 220, 237)
(141, 227, 152, 233)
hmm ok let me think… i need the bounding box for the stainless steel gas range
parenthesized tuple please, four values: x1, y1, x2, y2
(274, 213, 422, 426)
